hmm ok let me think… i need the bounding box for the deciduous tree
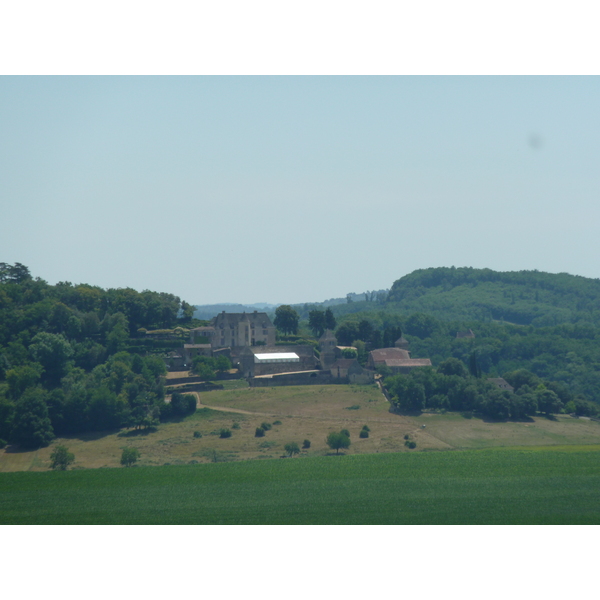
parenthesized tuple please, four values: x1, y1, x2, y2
(274, 305, 299, 335)
(121, 447, 140, 467)
(50, 445, 75, 470)
(326, 431, 351, 455)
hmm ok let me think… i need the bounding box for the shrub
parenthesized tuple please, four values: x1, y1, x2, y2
(404, 434, 410, 440)
(406, 441, 416, 449)
(345, 405, 361, 410)
(340, 429, 350, 439)
(255, 427, 265, 437)
(284, 442, 300, 457)
(273, 420, 282, 425)
(302, 439, 311, 449)
(232, 422, 240, 429)
(359, 429, 369, 438)
(193, 431, 202, 438)
(121, 447, 140, 467)
(260, 422, 272, 431)
(50, 445, 75, 470)
(362, 425, 370, 432)
(219, 428, 232, 439)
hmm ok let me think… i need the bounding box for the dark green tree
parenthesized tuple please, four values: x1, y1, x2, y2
(10, 387, 54, 448)
(326, 431, 351, 455)
(438, 358, 468, 378)
(29, 332, 74, 384)
(324, 308, 336, 331)
(284, 442, 300, 457)
(308, 310, 326, 337)
(274, 305, 299, 335)
(50, 445, 75, 470)
(121, 447, 140, 467)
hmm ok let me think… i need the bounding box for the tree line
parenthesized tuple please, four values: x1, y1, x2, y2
(0, 263, 197, 448)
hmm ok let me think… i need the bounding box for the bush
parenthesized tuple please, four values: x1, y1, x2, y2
(345, 405, 361, 410)
(121, 447, 140, 467)
(219, 428, 232, 438)
(232, 422, 240, 429)
(273, 420, 282, 425)
(50, 445, 75, 470)
(340, 429, 350, 438)
(260, 422, 272, 431)
(405, 440, 417, 449)
(255, 427, 265, 437)
(359, 429, 369, 438)
(404, 434, 410, 440)
(302, 439, 311, 449)
(284, 442, 300, 457)
(362, 425, 370, 432)
(193, 431, 202, 438)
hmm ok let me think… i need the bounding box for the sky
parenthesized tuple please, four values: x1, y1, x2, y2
(1, 75, 600, 305)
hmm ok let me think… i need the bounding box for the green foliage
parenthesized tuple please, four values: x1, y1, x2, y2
(232, 422, 240, 429)
(193, 431, 202, 438)
(341, 348, 357, 359)
(255, 427, 265, 437)
(284, 442, 300, 457)
(359, 429, 369, 438)
(302, 439, 311, 449)
(120, 447, 140, 467)
(362, 425, 370, 432)
(219, 428, 232, 438)
(405, 440, 417, 449)
(50, 445, 75, 470)
(260, 422, 272, 431)
(274, 305, 300, 335)
(326, 431, 351, 454)
(10, 387, 54, 448)
(340, 428, 350, 438)
(273, 420, 282, 425)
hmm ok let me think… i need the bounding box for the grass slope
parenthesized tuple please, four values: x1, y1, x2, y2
(2, 447, 600, 524)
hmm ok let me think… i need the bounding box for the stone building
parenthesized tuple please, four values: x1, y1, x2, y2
(189, 311, 276, 349)
(329, 358, 374, 384)
(238, 345, 319, 378)
(367, 347, 432, 374)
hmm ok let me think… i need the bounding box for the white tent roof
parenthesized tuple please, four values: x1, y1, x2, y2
(254, 352, 300, 363)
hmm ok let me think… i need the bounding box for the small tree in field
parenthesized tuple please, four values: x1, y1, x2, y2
(326, 431, 351, 455)
(50, 445, 74, 470)
(121, 447, 140, 467)
(284, 442, 300, 457)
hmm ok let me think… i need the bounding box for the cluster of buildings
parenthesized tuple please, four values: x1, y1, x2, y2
(164, 311, 433, 387)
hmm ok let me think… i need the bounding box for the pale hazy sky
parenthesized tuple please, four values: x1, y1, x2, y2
(2, 76, 600, 305)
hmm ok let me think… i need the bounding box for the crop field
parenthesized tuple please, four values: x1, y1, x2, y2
(1, 384, 600, 472)
(2, 447, 600, 524)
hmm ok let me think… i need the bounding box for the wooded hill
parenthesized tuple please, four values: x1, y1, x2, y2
(321, 267, 600, 411)
(330, 266, 600, 327)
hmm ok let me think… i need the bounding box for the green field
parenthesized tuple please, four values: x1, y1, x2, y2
(2, 446, 600, 524)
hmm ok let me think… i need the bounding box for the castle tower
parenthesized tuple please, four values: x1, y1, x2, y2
(319, 329, 338, 369)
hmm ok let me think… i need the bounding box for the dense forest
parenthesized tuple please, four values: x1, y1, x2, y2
(0, 263, 198, 448)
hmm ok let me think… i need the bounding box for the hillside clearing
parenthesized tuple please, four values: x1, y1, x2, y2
(1, 385, 599, 472)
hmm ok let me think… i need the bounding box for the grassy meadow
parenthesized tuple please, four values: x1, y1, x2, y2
(2, 384, 600, 472)
(2, 447, 600, 524)
(2, 384, 600, 524)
